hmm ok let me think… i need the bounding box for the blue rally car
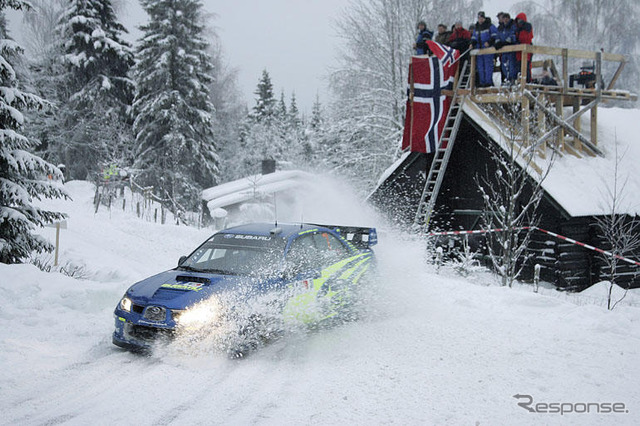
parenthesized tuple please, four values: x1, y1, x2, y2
(113, 222, 377, 353)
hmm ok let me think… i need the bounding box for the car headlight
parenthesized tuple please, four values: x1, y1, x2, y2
(176, 299, 221, 327)
(119, 296, 132, 312)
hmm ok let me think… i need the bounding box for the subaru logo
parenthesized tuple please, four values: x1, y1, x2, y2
(144, 305, 166, 321)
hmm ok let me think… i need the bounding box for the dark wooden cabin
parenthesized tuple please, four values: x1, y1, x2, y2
(370, 44, 639, 290)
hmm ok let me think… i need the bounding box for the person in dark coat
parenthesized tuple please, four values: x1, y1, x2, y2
(414, 20, 434, 55)
(434, 24, 452, 44)
(495, 12, 518, 83)
(471, 11, 497, 87)
(515, 12, 533, 82)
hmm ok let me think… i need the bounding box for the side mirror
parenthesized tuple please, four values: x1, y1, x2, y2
(178, 255, 187, 266)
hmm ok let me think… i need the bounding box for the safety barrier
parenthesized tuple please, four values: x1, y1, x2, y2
(427, 226, 640, 267)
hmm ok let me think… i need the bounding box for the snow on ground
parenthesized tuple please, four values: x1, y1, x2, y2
(1, 178, 640, 425)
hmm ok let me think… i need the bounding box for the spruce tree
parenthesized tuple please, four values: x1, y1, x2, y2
(132, 0, 219, 209)
(252, 69, 276, 122)
(0, 2, 67, 264)
(53, 0, 135, 179)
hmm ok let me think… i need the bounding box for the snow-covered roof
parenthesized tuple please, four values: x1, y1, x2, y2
(202, 170, 314, 212)
(463, 104, 640, 217)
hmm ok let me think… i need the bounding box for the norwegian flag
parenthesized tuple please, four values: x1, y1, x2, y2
(401, 41, 460, 153)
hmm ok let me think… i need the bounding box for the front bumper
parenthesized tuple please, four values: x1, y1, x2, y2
(113, 313, 176, 351)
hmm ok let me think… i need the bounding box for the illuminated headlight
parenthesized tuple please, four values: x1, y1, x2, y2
(175, 299, 221, 327)
(119, 296, 132, 312)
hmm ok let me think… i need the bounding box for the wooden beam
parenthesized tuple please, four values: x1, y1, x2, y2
(470, 45, 626, 62)
(555, 95, 565, 152)
(520, 45, 529, 87)
(607, 60, 626, 90)
(470, 55, 476, 92)
(562, 49, 569, 93)
(596, 51, 602, 100)
(573, 96, 582, 151)
(591, 105, 598, 147)
(522, 94, 530, 146)
(524, 90, 603, 156)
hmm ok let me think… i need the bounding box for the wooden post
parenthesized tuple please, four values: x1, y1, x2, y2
(573, 96, 582, 152)
(54, 222, 60, 267)
(470, 54, 476, 93)
(591, 105, 598, 147)
(555, 95, 565, 152)
(522, 95, 530, 146)
(538, 97, 546, 156)
(562, 49, 568, 92)
(520, 45, 528, 87)
(592, 51, 602, 148)
(595, 51, 602, 98)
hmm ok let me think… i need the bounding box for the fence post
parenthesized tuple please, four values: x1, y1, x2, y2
(534, 264, 541, 293)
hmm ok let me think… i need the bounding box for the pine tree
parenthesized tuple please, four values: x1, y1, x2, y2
(288, 92, 300, 128)
(0, 2, 67, 264)
(132, 0, 219, 209)
(252, 69, 276, 122)
(49, 0, 135, 179)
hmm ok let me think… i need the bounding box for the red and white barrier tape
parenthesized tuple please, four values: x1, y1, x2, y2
(427, 226, 640, 267)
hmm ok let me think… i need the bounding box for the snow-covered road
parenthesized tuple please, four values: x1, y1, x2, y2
(1, 180, 639, 425)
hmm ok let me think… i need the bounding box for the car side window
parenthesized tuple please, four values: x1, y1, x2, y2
(312, 232, 349, 259)
(286, 235, 318, 274)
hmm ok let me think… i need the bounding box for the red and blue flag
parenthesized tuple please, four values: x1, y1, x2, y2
(401, 41, 460, 153)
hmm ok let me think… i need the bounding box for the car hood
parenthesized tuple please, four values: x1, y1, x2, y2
(125, 269, 282, 310)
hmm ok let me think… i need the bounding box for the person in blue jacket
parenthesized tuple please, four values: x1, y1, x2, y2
(494, 12, 518, 83)
(414, 20, 433, 55)
(470, 11, 497, 87)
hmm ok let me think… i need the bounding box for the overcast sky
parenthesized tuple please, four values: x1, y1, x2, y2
(118, 0, 346, 115)
(7, 0, 519, 113)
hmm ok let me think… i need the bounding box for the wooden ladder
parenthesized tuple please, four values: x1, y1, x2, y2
(413, 60, 471, 232)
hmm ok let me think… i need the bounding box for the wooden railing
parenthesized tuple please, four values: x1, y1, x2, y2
(464, 44, 636, 157)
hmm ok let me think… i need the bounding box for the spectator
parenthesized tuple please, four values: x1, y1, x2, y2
(495, 12, 517, 84)
(515, 12, 534, 82)
(414, 20, 434, 55)
(435, 24, 451, 44)
(448, 20, 472, 69)
(471, 11, 497, 87)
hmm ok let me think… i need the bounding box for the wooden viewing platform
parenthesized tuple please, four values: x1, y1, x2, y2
(463, 44, 638, 159)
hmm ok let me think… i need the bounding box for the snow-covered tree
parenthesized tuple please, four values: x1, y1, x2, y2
(40, 0, 136, 180)
(207, 35, 244, 183)
(252, 69, 276, 123)
(0, 2, 67, 264)
(327, 0, 481, 192)
(475, 123, 554, 288)
(132, 0, 219, 209)
(593, 144, 640, 309)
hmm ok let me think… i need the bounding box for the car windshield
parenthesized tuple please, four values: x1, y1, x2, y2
(179, 233, 285, 277)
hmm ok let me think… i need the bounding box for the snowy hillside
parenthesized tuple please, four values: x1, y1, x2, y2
(1, 178, 640, 425)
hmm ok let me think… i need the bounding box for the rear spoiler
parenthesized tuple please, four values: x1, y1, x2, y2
(312, 224, 378, 249)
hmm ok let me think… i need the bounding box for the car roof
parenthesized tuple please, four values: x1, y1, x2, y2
(217, 222, 329, 240)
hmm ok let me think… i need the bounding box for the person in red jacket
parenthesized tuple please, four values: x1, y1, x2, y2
(448, 21, 472, 71)
(515, 12, 533, 82)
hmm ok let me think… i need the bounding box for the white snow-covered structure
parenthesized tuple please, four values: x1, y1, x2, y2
(370, 44, 639, 289)
(201, 170, 316, 228)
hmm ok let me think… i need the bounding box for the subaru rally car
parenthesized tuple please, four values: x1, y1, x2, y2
(113, 222, 377, 353)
